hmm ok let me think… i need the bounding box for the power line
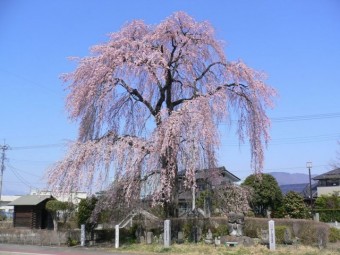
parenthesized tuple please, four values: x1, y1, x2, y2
(263, 164, 328, 172)
(4, 112, 340, 150)
(269, 133, 340, 145)
(221, 133, 340, 147)
(9, 158, 53, 164)
(270, 112, 340, 123)
(7, 165, 40, 190)
(221, 112, 340, 125)
(0, 67, 60, 96)
(11, 143, 67, 150)
(7, 163, 43, 178)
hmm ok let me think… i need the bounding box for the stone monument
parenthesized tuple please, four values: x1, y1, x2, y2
(204, 229, 213, 244)
(227, 212, 244, 236)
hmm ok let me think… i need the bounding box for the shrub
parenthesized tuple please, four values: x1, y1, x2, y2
(280, 191, 309, 219)
(66, 237, 78, 246)
(244, 217, 330, 247)
(329, 227, 340, 243)
(315, 193, 340, 222)
(170, 217, 229, 242)
(215, 224, 229, 237)
(180, 219, 196, 240)
(243, 217, 267, 238)
(296, 221, 329, 247)
(317, 209, 340, 222)
(275, 226, 287, 244)
(94, 229, 115, 242)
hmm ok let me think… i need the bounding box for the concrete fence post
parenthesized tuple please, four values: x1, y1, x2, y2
(80, 224, 85, 246)
(115, 224, 119, 248)
(164, 219, 171, 248)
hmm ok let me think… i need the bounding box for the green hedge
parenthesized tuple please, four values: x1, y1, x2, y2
(100, 216, 331, 247)
(171, 217, 228, 241)
(314, 209, 340, 222)
(329, 227, 340, 243)
(244, 217, 329, 247)
(170, 216, 330, 247)
(275, 225, 287, 244)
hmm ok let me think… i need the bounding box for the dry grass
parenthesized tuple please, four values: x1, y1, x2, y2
(115, 243, 340, 255)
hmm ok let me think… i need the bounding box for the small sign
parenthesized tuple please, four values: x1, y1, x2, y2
(268, 220, 276, 250)
(164, 220, 171, 247)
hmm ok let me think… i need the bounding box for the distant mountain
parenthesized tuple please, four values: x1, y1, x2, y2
(279, 183, 308, 195)
(268, 172, 316, 186)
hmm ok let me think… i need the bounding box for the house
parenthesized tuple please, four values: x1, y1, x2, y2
(313, 168, 340, 197)
(8, 195, 54, 229)
(178, 166, 240, 216)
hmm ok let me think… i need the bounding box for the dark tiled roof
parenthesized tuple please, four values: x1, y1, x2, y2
(313, 168, 340, 180)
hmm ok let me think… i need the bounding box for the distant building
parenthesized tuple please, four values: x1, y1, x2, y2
(313, 168, 340, 196)
(0, 195, 21, 219)
(178, 166, 240, 216)
(139, 166, 240, 217)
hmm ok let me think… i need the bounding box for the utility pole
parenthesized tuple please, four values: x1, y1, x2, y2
(306, 161, 313, 217)
(0, 142, 9, 202)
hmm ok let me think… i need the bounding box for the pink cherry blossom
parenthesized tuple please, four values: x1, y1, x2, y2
(47, 12, 276, 215)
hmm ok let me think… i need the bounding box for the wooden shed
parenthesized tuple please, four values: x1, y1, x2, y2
(8, 195, 54, 229)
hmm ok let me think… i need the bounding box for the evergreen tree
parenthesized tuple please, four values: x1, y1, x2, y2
(242, 174, 282, 217)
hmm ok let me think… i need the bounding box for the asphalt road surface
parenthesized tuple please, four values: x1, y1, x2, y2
(0, 244, 135, 255)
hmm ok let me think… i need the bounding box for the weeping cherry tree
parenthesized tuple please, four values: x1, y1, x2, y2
(47, 12, 276, 217)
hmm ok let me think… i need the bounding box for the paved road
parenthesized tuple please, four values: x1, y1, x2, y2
(0, 244, 135, 255)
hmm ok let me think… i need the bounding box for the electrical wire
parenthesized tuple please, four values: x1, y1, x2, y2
(7, 165, 40, 190)
(7, 163, 44, 178)
(0, 67, 60, 96)
(263, 164, 328, 172)
(271, 112, 340, 122)
(11, 143, 67, 150)
(221, 112, 340, 125)
(220, 133, 340, 147)
(9, 158, 53, 164)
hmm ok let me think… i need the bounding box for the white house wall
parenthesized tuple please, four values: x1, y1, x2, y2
(317, 186, 340, 196)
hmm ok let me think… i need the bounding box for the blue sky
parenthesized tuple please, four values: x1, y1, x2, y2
(0, 0, 339, 195)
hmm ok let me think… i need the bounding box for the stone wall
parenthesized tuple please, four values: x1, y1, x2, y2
(0, 228, 80, 246)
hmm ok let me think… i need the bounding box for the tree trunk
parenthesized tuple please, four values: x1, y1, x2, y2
(161, 146, 179, 218)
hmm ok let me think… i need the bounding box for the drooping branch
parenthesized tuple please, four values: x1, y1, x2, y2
(48, 12, 276, 211)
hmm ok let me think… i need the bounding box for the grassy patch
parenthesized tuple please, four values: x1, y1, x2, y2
(114, 243, 340, 255)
